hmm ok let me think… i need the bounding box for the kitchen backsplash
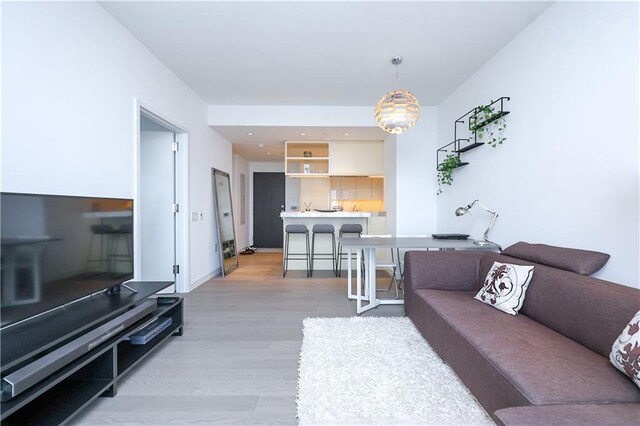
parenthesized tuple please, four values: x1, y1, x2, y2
(336, 199, 385, 212)
(297, 177, 384, 211)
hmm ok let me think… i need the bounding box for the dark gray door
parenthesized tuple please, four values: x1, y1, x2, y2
(253, 172, 285, 248)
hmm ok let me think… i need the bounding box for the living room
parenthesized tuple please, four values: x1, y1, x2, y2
(2, 1, 639, 425)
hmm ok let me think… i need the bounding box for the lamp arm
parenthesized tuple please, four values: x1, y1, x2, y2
(483, 212, 498, 242)
(472, 200, 497, 216)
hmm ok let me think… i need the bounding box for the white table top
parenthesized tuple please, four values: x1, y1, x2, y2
(337, 236, 500, 251)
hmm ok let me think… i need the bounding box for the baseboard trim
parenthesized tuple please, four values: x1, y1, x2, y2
(190, 268, 221, 291)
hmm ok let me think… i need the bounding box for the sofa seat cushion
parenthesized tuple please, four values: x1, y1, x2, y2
(494, 403, 640, 426)
(414, 289, 640, 405)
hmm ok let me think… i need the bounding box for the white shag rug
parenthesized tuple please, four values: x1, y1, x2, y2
(297, 317, 493, 426)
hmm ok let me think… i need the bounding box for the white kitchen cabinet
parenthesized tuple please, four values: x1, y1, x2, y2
(329, 141, 384, 176)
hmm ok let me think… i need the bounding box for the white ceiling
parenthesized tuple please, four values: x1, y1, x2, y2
(102, 1, 550, 162)
(218, 125, 387, 162)
(101, 1, 551, 107)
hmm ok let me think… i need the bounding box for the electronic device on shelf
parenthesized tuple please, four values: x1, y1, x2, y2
(0, 192, 134, 329)
(128, 317, 172, 345)
(156, 296, 180, 305)
(431, 233, 470, 240)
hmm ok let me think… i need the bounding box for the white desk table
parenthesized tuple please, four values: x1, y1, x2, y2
(337, 237, 500, 314)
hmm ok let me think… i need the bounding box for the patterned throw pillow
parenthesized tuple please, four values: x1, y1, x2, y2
(610, 310, 640, 389)
(475, 261, 534, 315)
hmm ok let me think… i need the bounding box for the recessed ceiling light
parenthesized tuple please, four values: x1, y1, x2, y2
(258, 143, 264, 148)
(300, 132, 307, 136)
(267, 152, 272, 155)
(343, 133, 350, 136)
(247, 132, 254, 136)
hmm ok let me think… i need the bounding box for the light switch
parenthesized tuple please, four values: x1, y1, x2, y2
(191, 212, 199, 221)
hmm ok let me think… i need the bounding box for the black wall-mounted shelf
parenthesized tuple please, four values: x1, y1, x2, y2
(469, 110, 510, 131)
(437, 162, 468, 172)
(436, 97, 510, 171)
(457, 142, 484, 153)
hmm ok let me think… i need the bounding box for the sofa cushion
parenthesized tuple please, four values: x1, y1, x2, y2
(479, 252, 640, 358)
(413, 289, 640, 405)
(610, 309, 640, 388)
(494, 403, 640, 426)
(502, 241, 609, 275)
(475, 261, 534, 315)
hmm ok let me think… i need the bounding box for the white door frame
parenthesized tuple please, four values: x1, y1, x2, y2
(134, 99, 190, 293)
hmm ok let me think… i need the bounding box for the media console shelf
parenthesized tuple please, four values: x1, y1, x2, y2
(0, 281, 183, 425)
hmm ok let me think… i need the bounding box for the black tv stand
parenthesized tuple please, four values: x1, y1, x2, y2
(0, 281, 183, 425)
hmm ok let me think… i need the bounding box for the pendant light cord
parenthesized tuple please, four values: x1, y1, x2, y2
(395, 65, 399, 91)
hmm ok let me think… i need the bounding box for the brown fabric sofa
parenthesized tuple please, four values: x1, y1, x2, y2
(404, 249, 640, 424)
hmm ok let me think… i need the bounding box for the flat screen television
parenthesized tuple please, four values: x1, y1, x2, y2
(1, 193, 134, 328)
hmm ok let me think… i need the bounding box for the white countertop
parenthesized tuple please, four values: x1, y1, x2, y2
(281, 211, 378, 218)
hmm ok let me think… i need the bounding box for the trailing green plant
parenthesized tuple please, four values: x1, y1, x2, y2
(469, 102, 507, 148)
(437, 154, 462, 195)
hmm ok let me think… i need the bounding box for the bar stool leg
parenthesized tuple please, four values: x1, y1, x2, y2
(331, 232, 337, 277)
(282, 232, 289, 277)
(305, 232, 310, 278)
(310, 232, 316, 277)
(336, 232, 342, 277)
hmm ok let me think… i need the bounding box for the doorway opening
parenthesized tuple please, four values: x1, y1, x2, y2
(136, 104, 189, 293)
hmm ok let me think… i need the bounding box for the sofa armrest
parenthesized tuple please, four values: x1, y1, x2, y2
(403, 251, 484, 293)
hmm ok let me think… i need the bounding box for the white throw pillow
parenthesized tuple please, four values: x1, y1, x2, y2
(610, 310, 640, 389)
(475, 261, 534, 315)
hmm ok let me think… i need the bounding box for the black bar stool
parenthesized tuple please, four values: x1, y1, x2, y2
(310, 224, 337, 277)
(283, 224, 310, 277)
(336, 224, 363, 277)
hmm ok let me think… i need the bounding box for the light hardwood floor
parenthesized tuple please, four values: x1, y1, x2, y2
(72, 252, 403, 425)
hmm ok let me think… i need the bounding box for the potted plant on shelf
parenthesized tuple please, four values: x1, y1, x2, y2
(469, 102, 507, 148)
(437, 154, 462, 195)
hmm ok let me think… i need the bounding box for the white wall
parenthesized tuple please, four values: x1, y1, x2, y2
(248, 162, 285, 246)
(436, 2, 639, 287)
(232, 154, 250, 250)
(395, 107, 439, 235)
(2, 2, 233, 291)
(383, 134, 397, 235)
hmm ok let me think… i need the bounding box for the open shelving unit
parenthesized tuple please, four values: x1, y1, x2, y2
(436, 97, 510, 170)
(285, 141, 330, 176)
(0, 282, 183, 425)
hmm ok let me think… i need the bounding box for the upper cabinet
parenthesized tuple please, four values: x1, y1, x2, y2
(329, 141, 384, 176)
(285, 141, 384, 177)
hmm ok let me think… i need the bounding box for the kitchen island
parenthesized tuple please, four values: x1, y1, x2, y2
(280, 211, 384, 272)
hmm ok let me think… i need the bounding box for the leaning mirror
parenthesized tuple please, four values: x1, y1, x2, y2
(212, 168, 238, 276)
